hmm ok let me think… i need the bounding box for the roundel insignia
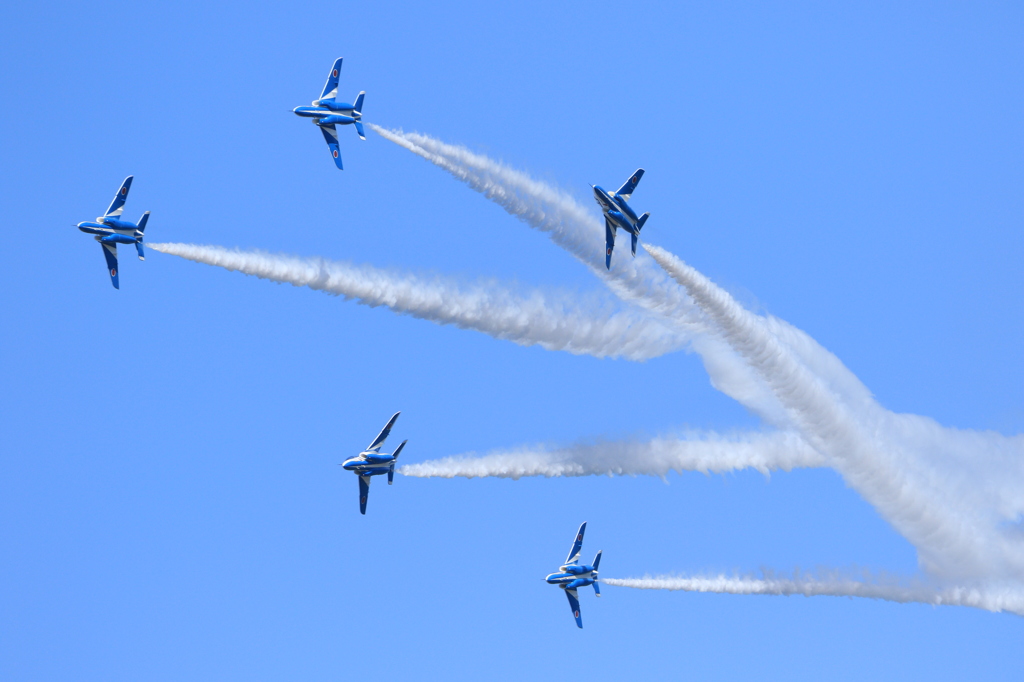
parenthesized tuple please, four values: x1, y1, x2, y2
(333, 69, 338, 78)
(120, 187, 127, 195)
(111, 269, 116, 276)
(606, 248, 612, 256)
(333, 150, 339, 158)
(631, 175, 638, 183)
(574, 610, 580, 617)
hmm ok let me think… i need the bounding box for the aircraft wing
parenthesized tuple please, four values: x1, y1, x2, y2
(100, 242, 120, 289)
(320, 125, 344, 170)
(367, 412, 401, 453)
(320, 58, 343, 101)
(104, 176, 133, 218)
(604, 218, 617, 269)
(615, 169, 645, 200)
(565, 588, 583, 628)
(565, 522, 586, 565)
(358, 475, 371, 515)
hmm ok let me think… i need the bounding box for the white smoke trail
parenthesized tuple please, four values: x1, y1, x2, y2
(642, 243, 1024, 583)
(400, 431, 824, 479)
(373, 125, 1024, 598)
(370, 125, 794, 427)
(148, 242, 685, 360)
(601, 575, 1024, 614)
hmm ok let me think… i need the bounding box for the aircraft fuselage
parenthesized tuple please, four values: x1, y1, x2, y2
(546, 564, 599, 590)
(77, 218, 143, 244)
(342, 450, 397, 476)
(593, 186, 641, 235)
(293, 101, 361, 127)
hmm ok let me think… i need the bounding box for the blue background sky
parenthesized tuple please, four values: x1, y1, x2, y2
(2, 1, 1023, 679)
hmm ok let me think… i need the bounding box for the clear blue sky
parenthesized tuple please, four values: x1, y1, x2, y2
(2, 1, 1023, 679)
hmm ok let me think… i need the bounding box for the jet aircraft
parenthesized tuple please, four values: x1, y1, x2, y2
(292, 58, 365, 169)
(592, 169, 650, 269)
(545, 522, 602, 628)
(341, 412, 407, 515)
(76, 176, 149, 289)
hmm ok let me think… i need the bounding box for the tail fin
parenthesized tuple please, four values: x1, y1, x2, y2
(615, 169, 644, 200)
(388, 440, 407, 485)
(636, 212, 649, 231)
(353, 91, 365, 114)
(592, 550, 602, 570)
(137, 211, 150, 233)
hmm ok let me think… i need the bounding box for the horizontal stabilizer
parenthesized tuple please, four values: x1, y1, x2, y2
(353, 91, 365, 114)
(137, 211, 150, 233)
(615, 169, 644, 200)
(592, 550, 602, 570)
(136, 241, 145, 261)
(354, 120, 365, 140)
(631, 232, 638, 257)
(636, 212, 649, 231)
(104, 176, 134, 218)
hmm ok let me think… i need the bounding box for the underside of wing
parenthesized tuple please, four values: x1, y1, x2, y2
(615, 168, 644, 200)
(320, 58, 343, 101)
(604, 218, 617, 269)
(565, 588, 583, 628)
(358, 475, 371, 515)
(104, 176, 133, 218)
(100, 242, 119, 289)
(320, 124, 343, 169)
(366, 412, 400, 453)
(565, 522, 586, 565)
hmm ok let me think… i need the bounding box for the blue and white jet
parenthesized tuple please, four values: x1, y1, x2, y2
(341, 412, 407, 515)
(292, 58, 365, 169)
(545, 522, 602, 628)
(592, 169, 650, 269)
(76, 176, 150, 289)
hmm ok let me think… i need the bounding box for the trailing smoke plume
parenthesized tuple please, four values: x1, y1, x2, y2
(601, 575, 1024, 614)
(370, 125, 794, 426)
(148, 242, 685, 360)
(400, 431, 825, 479)
(374, 127, 1024, 605)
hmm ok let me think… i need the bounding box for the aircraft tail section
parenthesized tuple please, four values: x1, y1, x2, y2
(630, 232, 638, 257)
(137, 211, 150, 233)
(615, 168, 644, 200)
(592, 550, 602, 570)
(388, 440, 407, 485)
(104, 176, 134, 218)
(353, 91, 365, 114)
(354, 120, 366, 140)
(636, 212, 649, 232)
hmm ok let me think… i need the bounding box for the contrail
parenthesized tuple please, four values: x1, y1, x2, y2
(400, 430, 825, 479)
(642, 243, 1024, 583)
(601, 575, 1024, 614)
(148, 242, 686, 360)
(373, 125, 1024, 594)
(370, 125, 795, 427)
